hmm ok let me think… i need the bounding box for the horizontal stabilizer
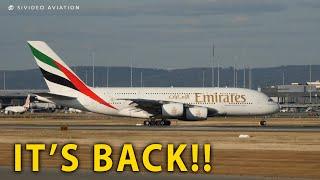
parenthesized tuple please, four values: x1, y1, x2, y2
(33, 92, 77, 100)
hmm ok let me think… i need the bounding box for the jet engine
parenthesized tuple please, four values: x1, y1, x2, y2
(185, 107, 208, 120)
(162, 103, 184, 117)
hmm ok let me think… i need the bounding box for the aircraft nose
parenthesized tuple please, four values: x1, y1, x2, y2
(273, 103, 280, 113)
(265, 103, 280, 114)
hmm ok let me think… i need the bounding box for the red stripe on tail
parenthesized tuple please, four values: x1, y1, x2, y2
(54, 61, 117, 110)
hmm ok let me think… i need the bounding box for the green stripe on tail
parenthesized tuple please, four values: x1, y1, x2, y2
(28, 43, 58, 69)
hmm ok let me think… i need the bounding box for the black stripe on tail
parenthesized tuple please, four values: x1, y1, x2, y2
(39, 68, 78, 91)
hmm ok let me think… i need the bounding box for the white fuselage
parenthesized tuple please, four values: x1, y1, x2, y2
(51, 87, 279, 119)
(27, 41, 279, 121)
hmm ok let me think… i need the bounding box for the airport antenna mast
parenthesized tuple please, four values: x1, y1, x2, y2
(211, 42, 215, 87)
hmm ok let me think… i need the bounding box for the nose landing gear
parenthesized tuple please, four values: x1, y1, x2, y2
(259, 120, 267, 126)
(259, 116, 268, 126)
(143, 118, 171, 126)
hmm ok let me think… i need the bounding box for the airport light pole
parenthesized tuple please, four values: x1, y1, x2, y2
(233, 65, 238, 88)
(106, 66, 109, 87)
(310, 64, 312, 82)
(92, 52, 95, 88)
(211, 42, 215, 87)
(243, 65, 246, 88)
(141, 71, 143, 87)
(235, 67, 238, 88)
(3, 71, 5, 90)
(234, 56, 238, 88)
(282, 71, 285, 85)
(202, 70, 205, 87)
(130, 59, 133, 87)
(309, 64, 312, 104)
(85, 69, 88, 85)
(248, 66, 252, 89)
(233, 64, 236, 88)
(217, 61, 220, 87)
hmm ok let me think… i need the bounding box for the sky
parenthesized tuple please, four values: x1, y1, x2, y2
(0, 0, 320, 70)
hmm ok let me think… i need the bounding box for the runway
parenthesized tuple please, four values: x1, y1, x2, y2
(1, 124, 320, 132)
(0, 167, 269, 180)
(1, 116, 320, 178)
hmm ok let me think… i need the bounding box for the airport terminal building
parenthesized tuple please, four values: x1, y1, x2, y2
(0, 89, 47, 108)
(262, 81, 320, 111)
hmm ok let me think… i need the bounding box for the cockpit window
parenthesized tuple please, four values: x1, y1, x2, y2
(268, 98, 274, 102)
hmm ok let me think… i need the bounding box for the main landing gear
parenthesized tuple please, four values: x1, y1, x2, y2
(143, 118, 171, 126)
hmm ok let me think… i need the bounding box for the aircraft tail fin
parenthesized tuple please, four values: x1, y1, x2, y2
(27, 41, 89, 94)
(23, 94, 30, 109)
(27, 41, 117, 110)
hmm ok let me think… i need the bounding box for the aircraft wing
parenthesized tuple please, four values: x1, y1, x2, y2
(120, 98, 163, 115)
(120, 98, 218, 116)
(33, 92, 77, 100)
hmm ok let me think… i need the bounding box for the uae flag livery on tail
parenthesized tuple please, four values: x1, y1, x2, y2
(27, 41, 117, 110)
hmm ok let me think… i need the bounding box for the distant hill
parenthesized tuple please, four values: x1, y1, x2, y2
(0, 65, 319, 90)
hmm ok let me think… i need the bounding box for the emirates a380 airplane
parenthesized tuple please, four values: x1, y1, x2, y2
(27, 41, 279, 126)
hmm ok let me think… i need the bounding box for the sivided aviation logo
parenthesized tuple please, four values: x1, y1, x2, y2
(6, 3, 80, 15)
(8, 5, 14, 11)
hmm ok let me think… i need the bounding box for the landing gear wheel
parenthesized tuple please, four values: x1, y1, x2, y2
(159, 119, 171, 126)
(160, 120, 165, 126)
(143, 120, 150, 126)
(155, 120, 161, 126)
(165, 120, 171, 126)
(143, 119, 171, 126)
(260, 120, 267, 126)
(150, 119, 156, 126)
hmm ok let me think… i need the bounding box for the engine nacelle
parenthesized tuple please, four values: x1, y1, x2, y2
(185, 107, 208, 120)
(162, 103, 184, 117)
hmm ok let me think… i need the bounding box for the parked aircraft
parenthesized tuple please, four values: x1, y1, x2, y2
(4, 95, 30, 114)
